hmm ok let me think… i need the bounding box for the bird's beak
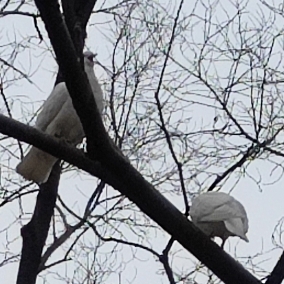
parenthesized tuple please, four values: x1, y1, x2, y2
(87, 53, 97, 62)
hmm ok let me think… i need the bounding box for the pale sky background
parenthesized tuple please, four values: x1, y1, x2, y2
(0, 0, 284, 283)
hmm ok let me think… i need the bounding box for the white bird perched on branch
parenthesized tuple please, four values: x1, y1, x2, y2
(16, 51, 104, 184)
(189, 191, 249, 247)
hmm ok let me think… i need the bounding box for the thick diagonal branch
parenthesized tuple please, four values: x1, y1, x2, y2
(265, 251, 284, 284)
(1, 113, 260, 284)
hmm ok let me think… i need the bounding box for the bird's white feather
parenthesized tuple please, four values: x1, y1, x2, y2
(35, 83, 69, 131)
(189, 191, 249, 244)
(16, 51, 104, 184)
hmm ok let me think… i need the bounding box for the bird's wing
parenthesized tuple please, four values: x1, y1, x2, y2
(43, 98, 84, 145)
(193, 192, 233, 207)
(35, 82, 69, 131)
(85, 64, 104, 114)
(190, 192, 234, 219)
(198, 201, 245, 222)
(191, 192, 247, 223)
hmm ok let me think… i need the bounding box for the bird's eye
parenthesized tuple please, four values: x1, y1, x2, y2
(87, 54, 94, 62)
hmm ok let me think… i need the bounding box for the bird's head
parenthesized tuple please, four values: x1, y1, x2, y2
(83, 51, 97, 67)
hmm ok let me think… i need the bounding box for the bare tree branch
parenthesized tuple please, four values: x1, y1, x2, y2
(16, 162, 61, 284)
(265, 251, 284, 284)
(207, 144, 255, 192)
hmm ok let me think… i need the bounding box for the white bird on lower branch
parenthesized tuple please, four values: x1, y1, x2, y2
(16, 51, 104, 184)
(189, 191, 249, 248)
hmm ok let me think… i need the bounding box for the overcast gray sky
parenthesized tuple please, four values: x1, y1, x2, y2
(1, 0, 284, 283)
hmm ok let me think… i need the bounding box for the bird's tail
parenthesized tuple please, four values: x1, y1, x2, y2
(16, 147, 58, 184)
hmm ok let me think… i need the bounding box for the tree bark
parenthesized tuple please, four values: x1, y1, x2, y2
(265, 251, 284, 284)
(16, 163, 61, 284)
